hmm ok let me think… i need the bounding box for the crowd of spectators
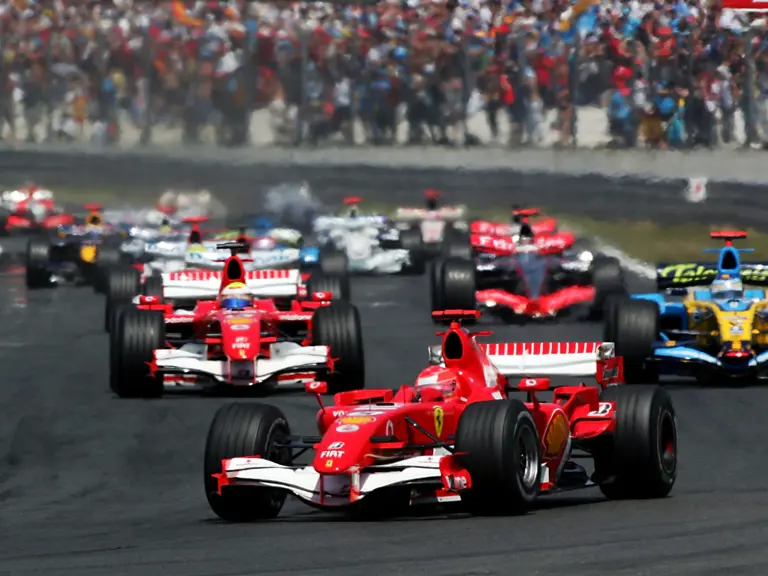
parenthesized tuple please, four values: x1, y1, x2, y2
(0, 0, 764, 149)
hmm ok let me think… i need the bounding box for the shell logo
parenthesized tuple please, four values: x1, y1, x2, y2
(340, 416, 374, 425)
(543, 411, 569, 457)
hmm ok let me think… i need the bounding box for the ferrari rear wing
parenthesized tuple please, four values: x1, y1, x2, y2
(481, 342, 614, 376)
(160, 269, 301, 300)
(428, 341, 615, 377)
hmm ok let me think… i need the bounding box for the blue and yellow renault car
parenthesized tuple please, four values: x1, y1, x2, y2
(606, 231, 768, 384)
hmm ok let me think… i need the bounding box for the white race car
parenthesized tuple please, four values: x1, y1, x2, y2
(125, 234, 313, 278)
(313, 201, 425, 275)
(392, 193, 468, 256)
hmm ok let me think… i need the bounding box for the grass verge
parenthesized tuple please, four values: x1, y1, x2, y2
(552, 215, 768, 264)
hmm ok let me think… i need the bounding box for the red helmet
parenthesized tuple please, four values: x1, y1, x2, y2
(414, 366, 457, 400)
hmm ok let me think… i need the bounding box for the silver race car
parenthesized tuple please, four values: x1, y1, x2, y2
(313, 198, 425, 275)
(392, 190, 467, 256)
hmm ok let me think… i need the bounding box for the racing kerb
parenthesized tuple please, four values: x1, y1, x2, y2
(1, 146, 766, 227)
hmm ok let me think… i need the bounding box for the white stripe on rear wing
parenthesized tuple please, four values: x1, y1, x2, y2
(160, 269, 300, 301)
(480, 342, 615, 377)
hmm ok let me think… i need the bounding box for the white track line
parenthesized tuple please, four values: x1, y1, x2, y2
(594, 241, 656, 280)
(562, 221, 656, 280)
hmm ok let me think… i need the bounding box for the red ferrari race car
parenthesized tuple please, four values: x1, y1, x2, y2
(0, 183, 73, 234)
(204, 309, 676, 521)
(431, 217, 624, 322)
(104, 222, 346, 332)
(109, 242, 364, 398)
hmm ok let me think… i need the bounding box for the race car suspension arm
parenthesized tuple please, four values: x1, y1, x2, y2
(402, 416, 455, 453)
(276, 435, 324, 464)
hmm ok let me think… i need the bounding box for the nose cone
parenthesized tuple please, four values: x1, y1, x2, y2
(313, 415, 380, 474)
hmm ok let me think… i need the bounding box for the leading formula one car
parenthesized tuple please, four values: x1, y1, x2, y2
(606, 231, 768, 385)
(391, 189, 468, 257)
(204, 309, 676, 521)
(313, 197, 425, 275)
(431, 219, 624, 322)
(110, 242, 364, 398)
(25, 204, 124, 290)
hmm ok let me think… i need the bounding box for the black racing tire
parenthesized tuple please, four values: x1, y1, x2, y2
(307, 272, 350, 301)
(142, 274, 164, 299)
(456, 399, 541, 515)
(442, 230, 472, 260)
(104, 265, 141, 332)
(603, 293, 631, 343)
(430, 259, 445, 316)
(613, 299, 659, 384)
(435, 257, 476, 318)
(590, 256, 626, 319)
(93, 245, 123, 293)
(204, 403, 291, 522)
(318, 248, 349, 277)
(25, 238, 52, 289)
(399, 227, 426, 275)
(312, 301, 365, 394)
(111, 309, 164, 398)
(594, 386, 677, 499)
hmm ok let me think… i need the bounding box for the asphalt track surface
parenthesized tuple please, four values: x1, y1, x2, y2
(2, 248, 768, 576)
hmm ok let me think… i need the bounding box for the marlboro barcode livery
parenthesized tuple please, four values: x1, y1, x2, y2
(204, 310, 676, 521)
(109, 242, 364, 398)
(430, 208, 627, 322)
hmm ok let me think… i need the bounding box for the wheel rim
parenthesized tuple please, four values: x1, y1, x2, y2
(517, 425, 540, 489)
(657, 410, 677, 476)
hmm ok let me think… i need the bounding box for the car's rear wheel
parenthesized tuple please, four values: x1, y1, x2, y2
(433, 257, 476, 321)
(319, 249, 348, 277)
(430, 259, 445, 314)
(612, 299, 659, 384)
(142, 274, 164, 299)
(307, 272, 350, 301)
(399, 227, 426, 275)
(26, 239, 52, 289)
(590, 256, 626, 319)
(104, 265, 141, 332)
(93, 245, 123, 293)
(312, 301, 365, 393)
(204, 403, 291, 521)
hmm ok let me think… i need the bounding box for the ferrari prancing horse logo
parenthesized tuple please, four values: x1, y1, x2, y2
(434, 407, 444, 438)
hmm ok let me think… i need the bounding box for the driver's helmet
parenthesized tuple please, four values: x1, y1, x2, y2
(347, 205, 359, 219)
(414, 366, 458, 400)
(159, 217, 172, 234)
(253, 236, 277, 251)
(511, 205, 522, 224)
(86, 212, 103, 227)
(711, 279, 744, 301)
(220, 283, 253, 310)
(518, 222, 535, 246)
(425, 189, 439, 211)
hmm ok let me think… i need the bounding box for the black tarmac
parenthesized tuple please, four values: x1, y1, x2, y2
(1, 250, 767, 576)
